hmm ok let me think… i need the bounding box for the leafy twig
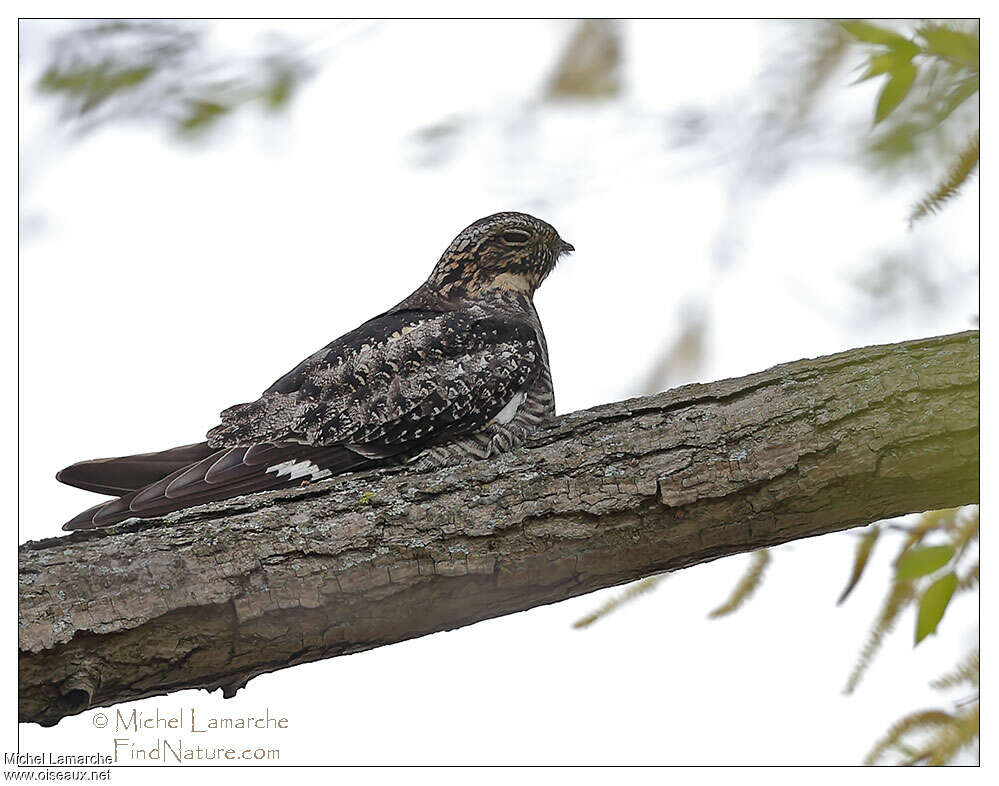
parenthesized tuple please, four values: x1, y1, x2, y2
(908, 132, 980, 226)
(708, 549, 771, 618)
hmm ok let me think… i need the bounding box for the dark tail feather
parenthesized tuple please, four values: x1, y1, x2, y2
(62, 500, 113, 531)
(56, 442, 216, 496)
(62, 443, 377, 531)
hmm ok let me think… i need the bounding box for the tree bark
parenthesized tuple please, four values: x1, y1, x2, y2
(19, 331, 979, 726)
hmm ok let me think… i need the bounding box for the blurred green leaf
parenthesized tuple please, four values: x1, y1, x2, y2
(915, 572, 957, 644)
(31, 21, 312, 141)
(866, 121, 919, 162)
(178, 100, 231, 134)
(546, 19, 623, 101)
(939, 76, 979, 122)
(914, 508, 960, 531)
(896, 545, 954, 579)
(263, 71, 294, 110)
(38, 63, 156, 115)
(840, 20, 912, 49)
(838, 526, 881, 604)
(908, 130, 979, 225)
(708, 549, 771, 618)
(855, 53, 905, 82)
(918, 25, 979, 68)
(874, 62, 917, 124)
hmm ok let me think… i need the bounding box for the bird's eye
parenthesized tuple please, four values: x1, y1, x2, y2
(501, 229, 531, 245)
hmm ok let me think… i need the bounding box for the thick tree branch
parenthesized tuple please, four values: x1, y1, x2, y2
(19, 331, 979, 725)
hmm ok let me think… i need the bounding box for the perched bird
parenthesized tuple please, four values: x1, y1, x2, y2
(58, 212, 573, 530)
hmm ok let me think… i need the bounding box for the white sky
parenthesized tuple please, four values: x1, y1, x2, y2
(15, 19, 980, 766)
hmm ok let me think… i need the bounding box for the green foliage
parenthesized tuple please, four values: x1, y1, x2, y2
(837, 525, 880, 604)
(873, 63, 917, 125)
(857, 611, 978, 765)
(708, 549, 771, 618)
(843, 20, 978, 224)
(840, 21, 915, 49)
(864, 709, 953, 765)
(895, 544, 954, 579)
(261, 59, 299, 111)
(908, 132, 979, 226)
(545, 20, 622, 100)
(843, 506, 977, 694)
(918, 25, 979, 67)
(865, 646, 979, 765)
(914, 572, 957, 644)
(177, 100, 231, 134)
(843, 20, 978, 124)
(864, 703, 978, 765)
(573, 548, 772, 628)
(37, 61, 155, 116)
(32, 21, 312, 140)
(844, 573, 916, 694)
(573, 575, 664, 629)
(931, 649, 978, 691)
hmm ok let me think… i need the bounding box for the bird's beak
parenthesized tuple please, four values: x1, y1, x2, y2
(559, 240, 575, 255)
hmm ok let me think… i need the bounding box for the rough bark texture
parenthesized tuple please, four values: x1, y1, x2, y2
(19, 331, 979, 726)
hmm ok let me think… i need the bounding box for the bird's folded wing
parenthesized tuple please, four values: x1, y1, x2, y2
(64, 310, 542, 530)
(206, 309, 542, 453)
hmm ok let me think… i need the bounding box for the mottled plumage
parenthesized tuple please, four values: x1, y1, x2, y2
(58, 212, 572, 530)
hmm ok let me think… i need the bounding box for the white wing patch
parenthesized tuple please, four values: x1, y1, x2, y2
(266, 459, 332, 482)
(492, 390, 526, 426)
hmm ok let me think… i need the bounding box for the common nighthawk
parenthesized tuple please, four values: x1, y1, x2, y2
(58, 212, 573, 530)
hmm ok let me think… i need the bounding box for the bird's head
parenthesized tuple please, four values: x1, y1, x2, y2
(427, 212, 573, 298)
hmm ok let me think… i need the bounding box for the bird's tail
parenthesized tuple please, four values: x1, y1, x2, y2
(56, 442, 217, 496)
(59, 442, 377, 530)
